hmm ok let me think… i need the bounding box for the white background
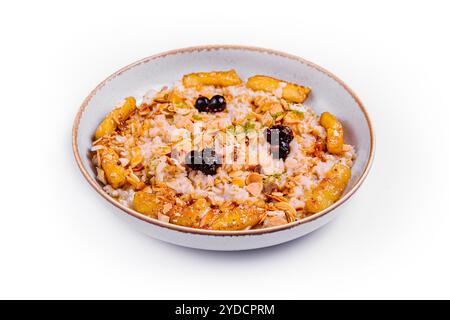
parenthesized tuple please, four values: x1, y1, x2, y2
(1, 0, 449, 300)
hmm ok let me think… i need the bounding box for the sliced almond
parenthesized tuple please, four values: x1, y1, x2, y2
(245, 172, 263, 185)
(162, 203, 173, 214)
(96, 168, 107, 185)
(269, 102, 284, 116)
(175, 118, 193, 130)
(138, 104, 152, 116)
(126, 172, 145, 190)
(118, 157, 130, 167)
(130, 147, 143, 167)
(258, 212, 268, 225)
(265, 193, 289, 202)
(91, 145, 106, 152)
(274, 202, 297, 223)
(261, 111, 274, 127)
(219, 176, 233, 186)
(153, 87, 170, 103)
(280, 99, 289, 110)
(126, 171, 138, 182)
(264, 216, 284, 227)
(246, 182, 263, 196)
(174, 105, 191, 115)
(158, 212, 170, 223)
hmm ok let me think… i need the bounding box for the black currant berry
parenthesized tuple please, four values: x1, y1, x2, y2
(185, 148, 221, 175)
(195, 96, 210, 112)
(265, 125, 294, 145)
(278, 140, 291, 160)
(265, 125, 293, 159)
(208, 95, 227, 112)
(186, 150, 203, 170)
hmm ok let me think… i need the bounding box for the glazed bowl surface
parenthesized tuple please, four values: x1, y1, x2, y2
(73, 45, 374, 251)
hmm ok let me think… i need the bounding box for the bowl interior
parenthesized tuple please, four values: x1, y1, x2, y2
(75, 46, 373, 229)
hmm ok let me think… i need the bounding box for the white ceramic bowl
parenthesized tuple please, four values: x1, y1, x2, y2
(73, 45, 374, 251)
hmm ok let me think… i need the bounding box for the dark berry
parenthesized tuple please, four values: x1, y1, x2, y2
(265, 125, 294, 145)
(270, 140, 291, 160)
(279, 140, 291, 159)
(265, 125, 293, 160)
(195, 96, 210, 112)
(208, 95, 227, 112)
(186, 150, 202, 170)
(185, 148, 221, 175)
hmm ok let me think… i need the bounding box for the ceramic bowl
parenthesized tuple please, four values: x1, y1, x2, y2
(72, 45, 374, 251)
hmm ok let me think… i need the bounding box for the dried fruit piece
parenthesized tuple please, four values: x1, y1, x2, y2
(183, 70, 242, 87)
(94, 118, 115, 141)
(133, 192, 161, 218)
(320, 112, 344, 154)
(305, 163, 351, 213)
(247, 75, 311, 103)
(282, 83, 311, 104)
(205, 204, 266, 231)
(171, 198, 210, 228)
(95, 97, 136, 140)
(100, 148, 127, 189)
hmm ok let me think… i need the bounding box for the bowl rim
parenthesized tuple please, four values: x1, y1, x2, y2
(72, 44, 375, 237)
